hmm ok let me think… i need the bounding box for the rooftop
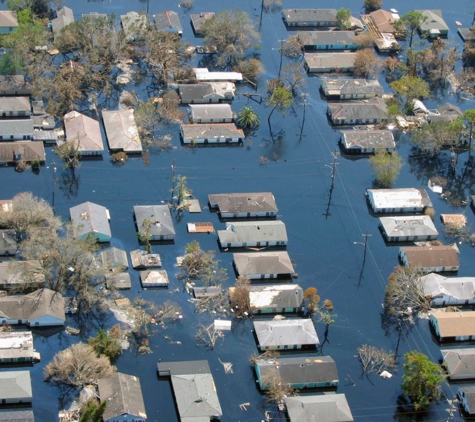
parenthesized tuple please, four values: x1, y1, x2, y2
(400, 245, 459, 268)
(218, 220, 288, 244)
(367, 188, 432, 210)
(321, 78, 384, 96)
(431, 311, 475, 337)
(209, 192, 277, 214)
(298, 31, 356, 46)
(254, 319, 319, 347)
(181, 123, 244, 141)
(282, 9, 337, 25)
(102, 109, 142, 152)
(341, 130, 395, 150)
(304, 52, 356, 70)
(233, 251, 294, 276)
(285, 394, 354, 422)
(380, 215, 438, 238)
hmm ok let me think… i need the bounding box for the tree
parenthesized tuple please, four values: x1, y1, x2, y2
(281, 62, 306, 97)
(88, 329, 122, 361)
(262, 370, 297, 409)
(280, 35, 303, 59)
(195, 323, 224, 350)
(233, 58, 264, 87)
(303, 287, 321, 316)
(159, 91, 184, 124)
(200, 10, 260, 68)
(364, 0, 382, 12)
(353, 32, 375, 49)
(266, 79, 292, 140)
(336, 8, 351, 30)
(390, 76, 429, 112)
(236, 106, 260, 130)
(229, 275, 251, 317)
(358, 344, 396, 376)
(55, 140, 81, 171)
(411, 121, 458, 154)
(137, 218, 152, 254)
(369, 152, 403, 187)
(463, 109, 475, 160)
(402, 351, 445, 410)
(79, 401, 106, 422)
(383, 265, 430, 327)
(44, 343, 116, 388)
(353, 48, 382, 78)
(400, 11, 427, 48)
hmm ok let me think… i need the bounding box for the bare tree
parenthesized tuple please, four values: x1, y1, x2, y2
(444, 223, 471, 243)
(261, 371, 297, 410)
(229, 275, 251, 317)
(353, 48, 382, 78)
(44, 343, 116, 388)
(195, 323, 224, 350)
(358, 344, 397, 376)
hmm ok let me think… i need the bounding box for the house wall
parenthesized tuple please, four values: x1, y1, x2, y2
(220, 211, 277, 218)
(384, 234, 437, 242)
(78, 150, 102, 156)
(0, 355, 33, 364)
(29, 315, 64, 327)
(253, 306, 300, 315)
(0, 133, 33, 141)
(430, 296, 475, 307)
(341, 93, 377, 100)
(192, 116, 234, 124)
(150, 234, 174, 241)
(306, 44, 358, 50)
(0, 27, 16, 35)
(221, 240, 288, 248)
(0, 110, 31, 118)
(0, 318, 28, 325)
(104, 414, 146, 422)
(186, 94, 224, 104)
(0, 88, 31, 96)
(332, 117, 386, 125)
(458, 389, 475, 414)
(181, 135, 241, 144)
(286, 21, 336, 27)
(260, 344, 302, 351)
(246, 273, 278, 279)
(1, 396, 32, 404)
(306, 65, 354, 73)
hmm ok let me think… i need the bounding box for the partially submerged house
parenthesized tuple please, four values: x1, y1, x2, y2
(178, 82, 235, 104)
(327, 98, 388, 125)
(298, 31, 359, 50)
(154, 11, 183, 35)
(98, 247, 128, 272)
(368, 9, 400, 36)
(193, 68, 243, 83)
(0, 97, 31, 117)
(0, 11, 18, 34)
(282, 9, 338, 28)
(254, 356, 338, 390)
(102, 109, 142, 153)
(140, 270, 169, 288)
(189, 104, 233, 124)
(0, 119, 34, 140)
(233, 251, 295, 279)
(417, 10, 449, 38)
(217, 220, 288, 248)
(0, 141, 44, 165)
(51, 7, 74, 39)
(304, 52, 356, 73)
(441, 348, 475, 380)
(440, 214, 467, 227)
(209, 192, 278, 218)
(321, 78, 384, 100)
(0, 75, 32, 96)
(379, 215, 438, 242)
(430, 311, 475, 342)
(0, 410, 35, 421)
(458, 386, 475, 415)
(0, 331, 35, 364)
(120, 11, 147, 41)
(134, 205, 175, 241)
(367, 188, 432, 213)
(63, 110, 104, 156)
(429, 103, 463, 123)
(158, 360, 223, 421)
(105, 272, 131, 290)
(421, 273, 475, 306)
(0, 230, 17, 255)
(0, 371, 32, 404)
(130, 250, 161, 269)
(285, 394, 354, 422)
(399, 245, 459, 272)
(181, 123, 244, 144)
(190, 12, 215, 36)
(0, 288, 65, 326)
(230, 284, 304, 314)
(0, 261, 45, 290)
(98, 372, 147, 422)
(340, 130, 395, 154)
(69, 201, 111, 242)
(254, 319, 319, 350)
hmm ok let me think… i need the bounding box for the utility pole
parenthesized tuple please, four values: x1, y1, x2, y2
(278, 38, 285, 78)
(259, 0, 264, 29)
(361, 233, 372, 266)
(323, 151, 338, 219)
(170, 159, 176, 203)
(51, 160, 57, 209)
(298, 93, 308, 142)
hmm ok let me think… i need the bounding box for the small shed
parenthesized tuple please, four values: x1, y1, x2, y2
(187, 222, 214, 233)
(130, 249, 162, 269)
(140, 270, 169, 288)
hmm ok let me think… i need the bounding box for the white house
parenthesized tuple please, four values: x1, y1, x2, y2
(0, 371, 32, 404)
(367, 188, 432, 213)
(421, 273, 475, 306)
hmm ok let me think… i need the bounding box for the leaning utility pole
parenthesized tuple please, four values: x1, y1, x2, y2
(170, 159, 176, 203)
(323, 151, 338, 219)
(298, 93, 309, 142)
(277, 38, 285, 78)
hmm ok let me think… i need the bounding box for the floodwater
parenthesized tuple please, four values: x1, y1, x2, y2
(1, 0, 475, 421)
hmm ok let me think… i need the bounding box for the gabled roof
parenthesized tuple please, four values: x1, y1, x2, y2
(367, 188, 432, 209)
(0, 260, 44, 288)
(459, 386, 475, 413)
(0, 97, 30, 114)
(341, 130, 395, 150)
(0, 409, 35, 421)
(190, 104, 233, 120)
(0, 11, 18, 29)
(98, 247, 128, 271)
(441, 348, 475, 379)
(421, 273, 475, 301)
(400, 246, 459, 268)
(154, 11, 183, 33)
(417, 10, 449, 32)
(282, 9, 337, 25)
(120, 11, 147, 39)
(51, 7, 74, 35)
(181, 123, 244, 141)
(0, 141, 44, 163)
(254, 319, 319, 347)
(70, 201, 111, 239)
(285, 394, 354, 422)
(298, 31, 356, 46)
(304, 52, 356, 71)
(0, 75, 31, 95)
(431, 311, 475, 337)
(369, 9, 399, 34)
(379, 215, 438, 238)
(102, 109, 142, 152)
(328, 98, 388, 121)
(98, 372, 147, 421)
(134, 205, 175, 238)
(218, 221, 288, 244)
(247, 284, 303, 311)
(209, 192, 278, 214)
(233, 251, 294, 276)
(178, 83, 235, 103)
(321, 78, 384, 97)
(0, 119, 34, 135)
(63, 110, 104, 153)
(190, 12, 215, 33)
(0, 371, 31, 401)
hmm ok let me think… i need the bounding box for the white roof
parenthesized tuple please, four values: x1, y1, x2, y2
(367, 188, 431, 209)
(193, 68, 243, 82)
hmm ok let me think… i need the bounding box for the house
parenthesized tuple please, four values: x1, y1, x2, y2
(233, 251, 295, 279)
(120, 11, 147, 41)
(367, 188, 432, 213)
(285, 394, 354, 422)
(82, 12, 107, 20)
(0, 76, 32, 96)
(0, 230, 17, 255)
(304, 52, 356, 73)
(154, 11, 183, 35)
(231, 284, 304, 314)
(430, 311, 475, 342)
(379, 215, 438, 242)
(254, 356, 338, 390)
(0, 261, 45, 290)
(0, 288, 65, 326)
(0, 141, 44, 165)
(130, 250, 161, 269)
(51, 7, 74, 39)
(190, 12, 215, 36)
(63, 111, 104, 156)
(102, 109, 142, 153)
(327, 98, 388, 125)
(298, 31, 359, 50)
(0, 97, 31, 117)
(282, 9, 337, 28)
(193, 286, 222, 298)
(98, 247, 128, 272)
(429, 103, 463, 124)
(340, 130, 395, 154)
(209, 192, 278, 218)
(253, 319, 319, 350)
(105, 272, 131, 290)
(0, 11, 18, 34)
(0, 410, 35, 421)
(178, 83, 235, 104)
(158, 360, 223, 421)
(441, 348, 475, 380)
(134, 205, 175, 241)
(417, 10, 449, 38)
(140, 270, 169, 288)
(458, 386, 475, 415)
(70, 202, 111, 242)
(399, 246, 459, 272)
(217, 221, 288, 248)
(321, 78, 384, 100)
(181, 123, 244, 144)
(193, 68, 243, 82)
(0, 371, 32, 404)
(0, 331, 34, 364)
(458, 28, 475, 43)
(0, 119, 34, 140)
(189, 104, 233, 124)
(420, 273, 475, 306)
(98, 372, 147, 422)
(368, 9, 400, 35)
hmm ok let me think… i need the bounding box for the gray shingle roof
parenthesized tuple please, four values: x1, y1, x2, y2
(209, 192, 278, 214)
(134, 205, 175, 238)
(341, 130, 395, 150)
(298, 31, 356, 46)
(0, 119, 34, 136)
(154, 11, 183, 33)
(254, 319, 319, 348)
(70, 201, 111, 240)
(102, 109, 142, 152)
(51, 7, 74, 36)
(0, 141, 44, 163)
(190, 104, 233, 121)
(0, 371, 32, 401)
(417, 10, 449, 33)
(441, 348, 475, 379)
(283, 9, 337, 25)
(181, 123, 244, 141)
(0, 409, 35, 421)
(328, 98, 388, 121)
(120, 11, 147, 39)
(285, 394, 354, 422)
(248, 284, 303, 311)
(0, 97, 30, 114)
(233, 251, 294, 276)
(218, 221, 288, 245)
(98, 247, 128, 271)
(0, 76, 31, 96)
(305, 52, 356, 71)
(380, 215, 438, 238)
(321, 78, 384, 97)
(459, 386, 475, 413)
(190, 12, 215, 33)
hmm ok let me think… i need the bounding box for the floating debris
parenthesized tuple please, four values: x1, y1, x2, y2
(219, 358, 234, 374)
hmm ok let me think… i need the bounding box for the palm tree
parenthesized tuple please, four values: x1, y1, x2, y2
(236, 106, 260, 129)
